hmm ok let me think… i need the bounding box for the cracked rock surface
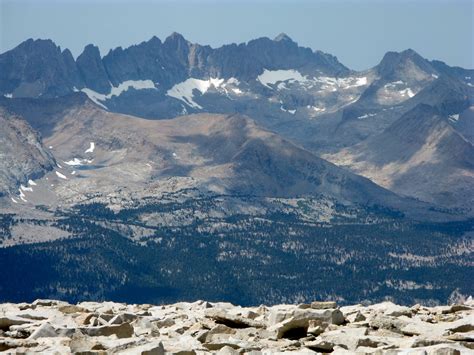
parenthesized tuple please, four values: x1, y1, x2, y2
(0, 298, 473, 354)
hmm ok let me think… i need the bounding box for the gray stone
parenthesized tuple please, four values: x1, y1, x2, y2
(80, 322, 134, 338)
(205, 309, 264, 328)
(109, 313, 138, 325)
(202, 342, 240, 351)
(28, 322, 75, 339)
(310, 301, 337, 310)
(58, 304, 87, 314)
(369, 314, 408, 333)
(0, 316, 32, 331)
(32, 299, 66, 307)
(217, 345, 240, 355)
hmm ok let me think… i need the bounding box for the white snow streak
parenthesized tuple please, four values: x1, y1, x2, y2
(258, 69, 308, 88)
(85, 142, 95, 154)
(309, 106, 326, 112)
(81, 89, 109, 109)
(399, 88, 415, 98)
(64, 158, 93, 166)
(55, 171, 68, 180)
(18, 189, 27, 202)
(20, 184, 33, 192)
(166, 78, 225, 109)
(357, 113, 377, 120)
(280, 106, 296, 115)
(81, 80, 157, 109)
(449, 114, 460, 122)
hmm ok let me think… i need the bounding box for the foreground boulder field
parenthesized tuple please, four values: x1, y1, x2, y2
(0, 299, 473, 354)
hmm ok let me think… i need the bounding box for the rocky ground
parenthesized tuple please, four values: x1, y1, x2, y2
(0, 299, 473, 354)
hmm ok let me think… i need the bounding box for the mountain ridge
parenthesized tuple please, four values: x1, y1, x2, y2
(325, 103, 474, 210)
(0, 33, 350, 99)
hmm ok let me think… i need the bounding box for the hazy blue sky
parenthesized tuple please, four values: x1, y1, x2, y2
(1, 0, 473, 70)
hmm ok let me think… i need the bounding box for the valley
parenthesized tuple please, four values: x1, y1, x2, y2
(0, 33, 472, 307)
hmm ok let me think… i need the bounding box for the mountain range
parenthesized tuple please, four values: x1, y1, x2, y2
(0, 34, 472, 305)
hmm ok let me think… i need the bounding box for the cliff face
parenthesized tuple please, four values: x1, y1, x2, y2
(0, 298, 472, 353)
(0, 34, 349, 99)
(0, 108, 55, 197)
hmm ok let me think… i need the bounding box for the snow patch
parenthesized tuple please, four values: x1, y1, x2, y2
(258, 69, 308, 88)
(55, 171, 68, 180)
(20, 184, 33, 192)
(384, 81, 405, 89)
(81, 80, 157, 109)
(357, 113, 377, 119)
(308, 105, 326, 113)
(109, 80, 156, 96)
(64, 158, 93, 166)
(4, 93, 12, 98)
(448, 114, 460, 122)
(28, 180, 37, 186)
(432, 74, 439, 79)
(85, 142, 95, 154)
(399, 88, 415, 98)
(166, 78, 225, 109)
(11, 197, 18, 203)
(280, 106, 296, 115)
(315, 76, 367, 90)
(226, 78, 240, 85)
(355, 77, 368, 86)
(81, 89, 109, 109)
(18, 189, 27, 202)
(258, 69, 367, 92)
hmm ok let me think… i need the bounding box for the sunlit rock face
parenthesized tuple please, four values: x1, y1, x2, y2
(0, 298, 472, 354)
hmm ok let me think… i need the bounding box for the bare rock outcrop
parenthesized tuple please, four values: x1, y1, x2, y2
(0, 298, 473, 354)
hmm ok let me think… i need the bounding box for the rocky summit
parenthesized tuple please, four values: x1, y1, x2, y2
(0, 299, 473, 354)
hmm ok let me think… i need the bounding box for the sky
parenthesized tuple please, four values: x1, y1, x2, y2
(0, 0, 473, 70)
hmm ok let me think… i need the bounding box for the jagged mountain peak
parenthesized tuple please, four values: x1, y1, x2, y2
(76, 44, 110, 94)
(380, 48, 424, 63)
(81, 43, 101, 55)
(148, 35, 163, 45)
(376, 48, 436, 81)
(164, 32, 189, 46)
(0, 34, 353, 100)
(273, 33, 294, 42)
(16, 38, 59, 52)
